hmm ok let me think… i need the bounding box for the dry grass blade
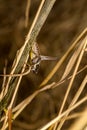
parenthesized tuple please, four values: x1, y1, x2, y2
(0, 65, 31, 77)
(12, 83, 55, 118)
(1, 92, 38, 130)
(25, 0, 31, 28)
(58, 36, 87, 115)
(0, 1, 87, 130)
(68, 109, 87, 130)
(9, 67, 87, 121)
(52, 65, 87, 90)
(53, 36, 87, 130)
(56, 75, 87, 130)
(0, 63, 28, 130)
(60, 39, 84, 81)
(1, 65, 86, 129)
(0, 0, 57, 121)
(8, 109, 12, 130)
(48, 112, 84, 130)
(64, 112, 84, 120)
(40, 28, 87, 87)
(40, 95, 87, 130)
(0, 61, 7, 100)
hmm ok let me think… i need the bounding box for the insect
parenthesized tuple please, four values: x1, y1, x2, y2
(29, 42, 57, 73)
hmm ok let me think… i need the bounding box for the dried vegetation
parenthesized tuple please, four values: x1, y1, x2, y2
(0, 0, 87, 130)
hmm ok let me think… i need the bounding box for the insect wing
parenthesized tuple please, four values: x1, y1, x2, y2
(40, 55, 58, 61)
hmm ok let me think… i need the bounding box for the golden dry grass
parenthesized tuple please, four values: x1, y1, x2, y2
(0, 0, 87, 130)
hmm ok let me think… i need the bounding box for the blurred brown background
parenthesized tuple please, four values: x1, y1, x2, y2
(0, 0, 87, 129)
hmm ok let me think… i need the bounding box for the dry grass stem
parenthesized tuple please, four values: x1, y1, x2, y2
(40, 95, 87, 130)
(40, 28, 87, 87)
(53, 36, 87, 130)
(0, 0, 57, 127)
(56, 75, 87, 130)
(69, 109, 87, 130)
(58, 37, 87, 114)
(25, 0, 31, 28)
(0, 1, 87, 130)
